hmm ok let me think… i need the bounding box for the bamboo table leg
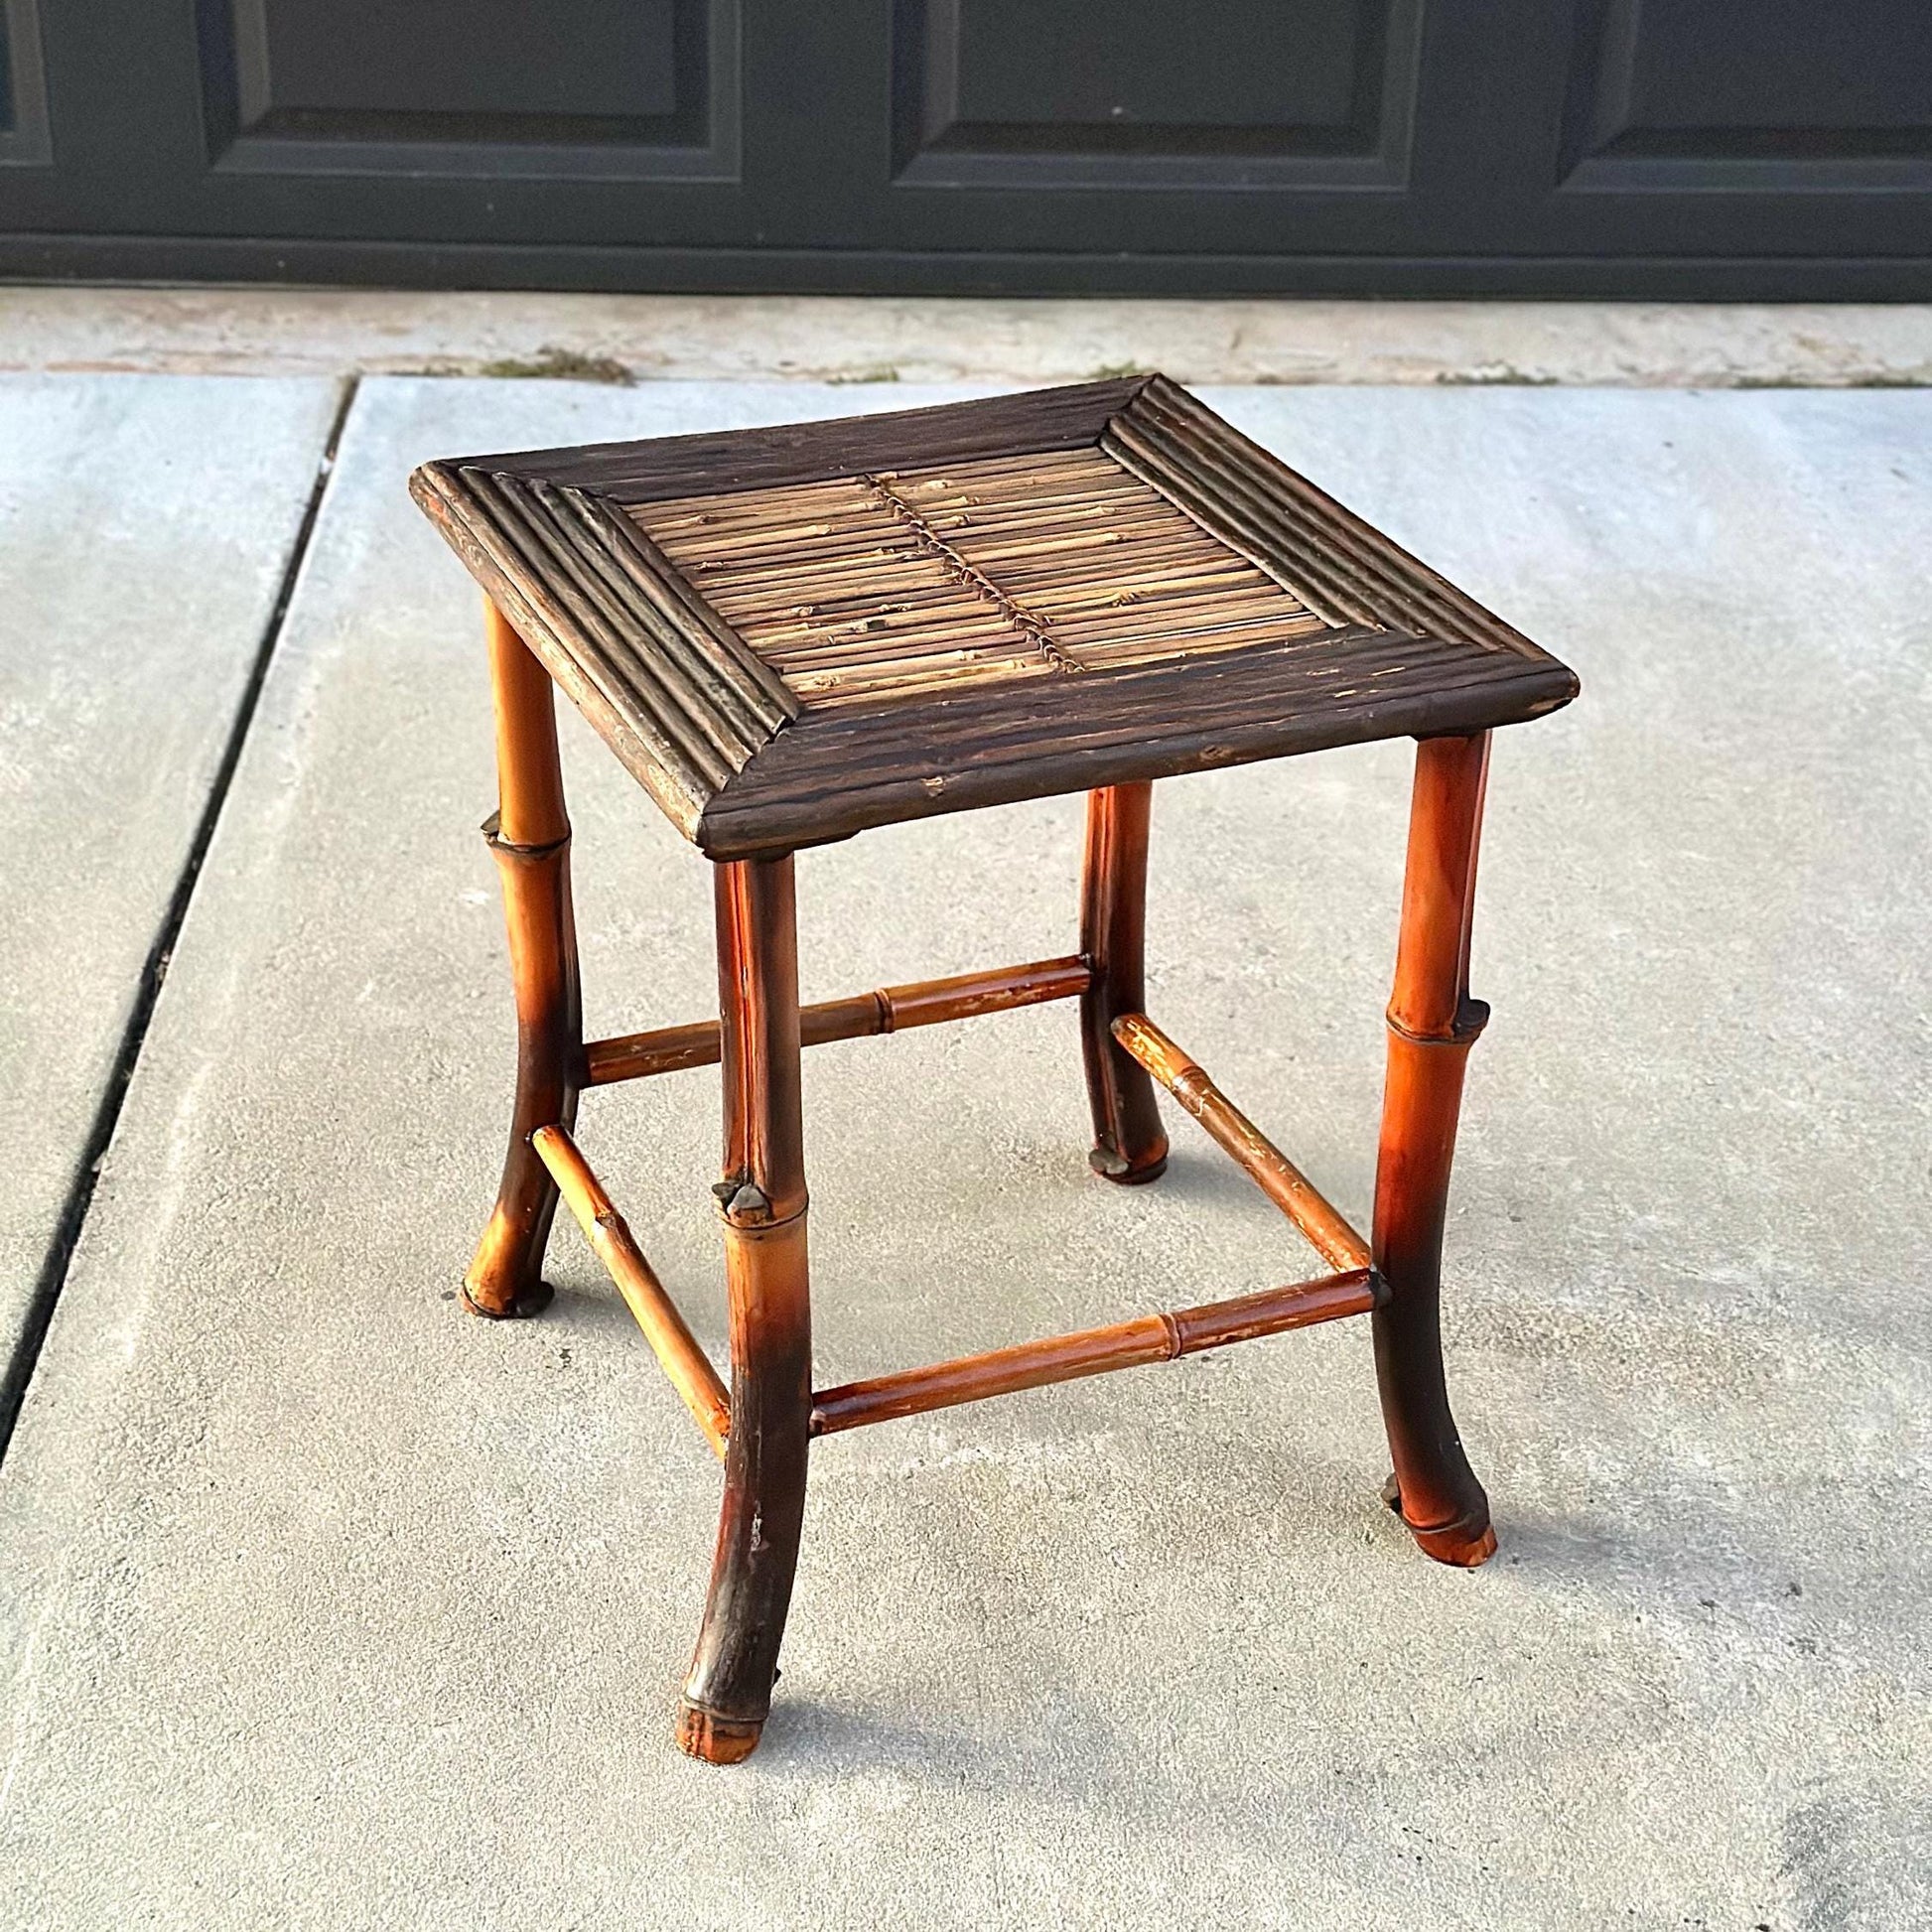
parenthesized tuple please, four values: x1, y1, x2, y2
(1080, 782, 1170, 1184)
(676, 854, 813, 1763)
(464, 599, 583, 1319)
(1372, 732, 1498, 1568)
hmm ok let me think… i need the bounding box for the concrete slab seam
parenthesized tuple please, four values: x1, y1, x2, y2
(0, 374, 362, 1463)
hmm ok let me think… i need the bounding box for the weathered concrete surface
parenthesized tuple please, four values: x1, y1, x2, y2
(0, 376, 342, 1368)
(1, 378, 1927, 1929)
(2, 284, 1930, 388)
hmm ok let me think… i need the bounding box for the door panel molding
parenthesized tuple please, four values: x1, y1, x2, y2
(0, 0, 51, 166)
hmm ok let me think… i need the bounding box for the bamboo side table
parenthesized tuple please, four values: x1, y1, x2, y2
(411, 376, 1578, 1762)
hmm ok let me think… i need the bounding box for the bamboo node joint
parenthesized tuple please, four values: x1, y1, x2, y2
(1386, 997, 1490, 1048)
(720, 1180, 772, 1225)
(481, 809, 571, 861)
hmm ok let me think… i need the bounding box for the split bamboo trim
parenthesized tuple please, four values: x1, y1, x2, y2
(809, 1268, 1378, 1436)
(562, 485, 800, 723)
(1111, 1013, 1372, 1273)
(531, 1124, 732, 1456)
(584, 954, 1093, 1086)
(1111, 378, 1539, 655)
(459, 469, 785, 782)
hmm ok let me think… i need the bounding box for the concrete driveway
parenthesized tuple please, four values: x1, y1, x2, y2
(2, 369, 1927, 1929)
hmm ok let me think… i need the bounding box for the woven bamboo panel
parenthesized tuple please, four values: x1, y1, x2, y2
(633, 448, 1333, 709)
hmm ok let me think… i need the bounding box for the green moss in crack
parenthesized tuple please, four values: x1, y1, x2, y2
(476, 345, 636, 386)
(1431, 367, 1563, 387)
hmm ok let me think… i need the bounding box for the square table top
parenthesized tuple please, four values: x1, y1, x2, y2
(412, 376, 1577, 858)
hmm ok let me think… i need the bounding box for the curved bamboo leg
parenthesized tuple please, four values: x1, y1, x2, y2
(1079, 782, 1169, 1183)
(676, 854, 812, 1764)
(1372, 732, 1498, 1568)
(464, 600, 582, 1319)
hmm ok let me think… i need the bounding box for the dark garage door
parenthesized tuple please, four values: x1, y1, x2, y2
(3, 0, 1930, 297)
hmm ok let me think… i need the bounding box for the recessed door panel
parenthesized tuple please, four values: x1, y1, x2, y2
(198, 0, 737, 179)
(894, 0, 1421, 186)
(1563, 0, 1932, 189)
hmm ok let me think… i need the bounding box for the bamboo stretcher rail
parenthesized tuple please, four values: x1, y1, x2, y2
(810, 1268, 1379, 1436)
(1111, 1013, 1372, 1274)
(585, 954, 1092, 1086)
(531, 1124, 732, 1457)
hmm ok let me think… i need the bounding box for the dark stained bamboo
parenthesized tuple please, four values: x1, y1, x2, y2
(412, 469, 705, 838)
(691, 632, 1569, 860)
(435, 470, 716, 830)
(530, 1124, 731, 1456)
(487, 376, 1151, 503)
(574, 487, 800, 725)
(1079, 783, 1170, 1183)
(810, 1269, 1376, 1436)
(1126, 384, 1455, 636)
(464, 598, 582, 1320)
(1123, 380, 1551, 665)
(1110, 1013, 1371, 1274)
(465, 469, 741, 791)
(584, 954, 1092, 1085)
(1135, 378, 1543, 657)
(678, 855, 812, 1766)
(1373, 731, 1497, 1569)
(1111, 408, 1439, 640)
(1099, 421, 1363, 631)
(534, 481, 784, 755)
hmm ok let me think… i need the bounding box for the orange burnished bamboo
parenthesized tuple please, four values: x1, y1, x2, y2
(1388, 733, 1492, 1043)
(1110, 1013, 1371, 1273)
(1171, 1269, 1382, 1351)
(487, 600, 569, 849)
(810, 1268, 1376, 1436)
(1080, 782, 1169, 1182)
(879, 955, 1087, 1029)
(530, 1125, 730, 1457)
(1373, 731, 1497, 1570)
(585, 1016, 720, 1083)
(464, 599, 583, 1319)
(584, 955, 1091, 1085)
(678, 855, 813, 1767)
